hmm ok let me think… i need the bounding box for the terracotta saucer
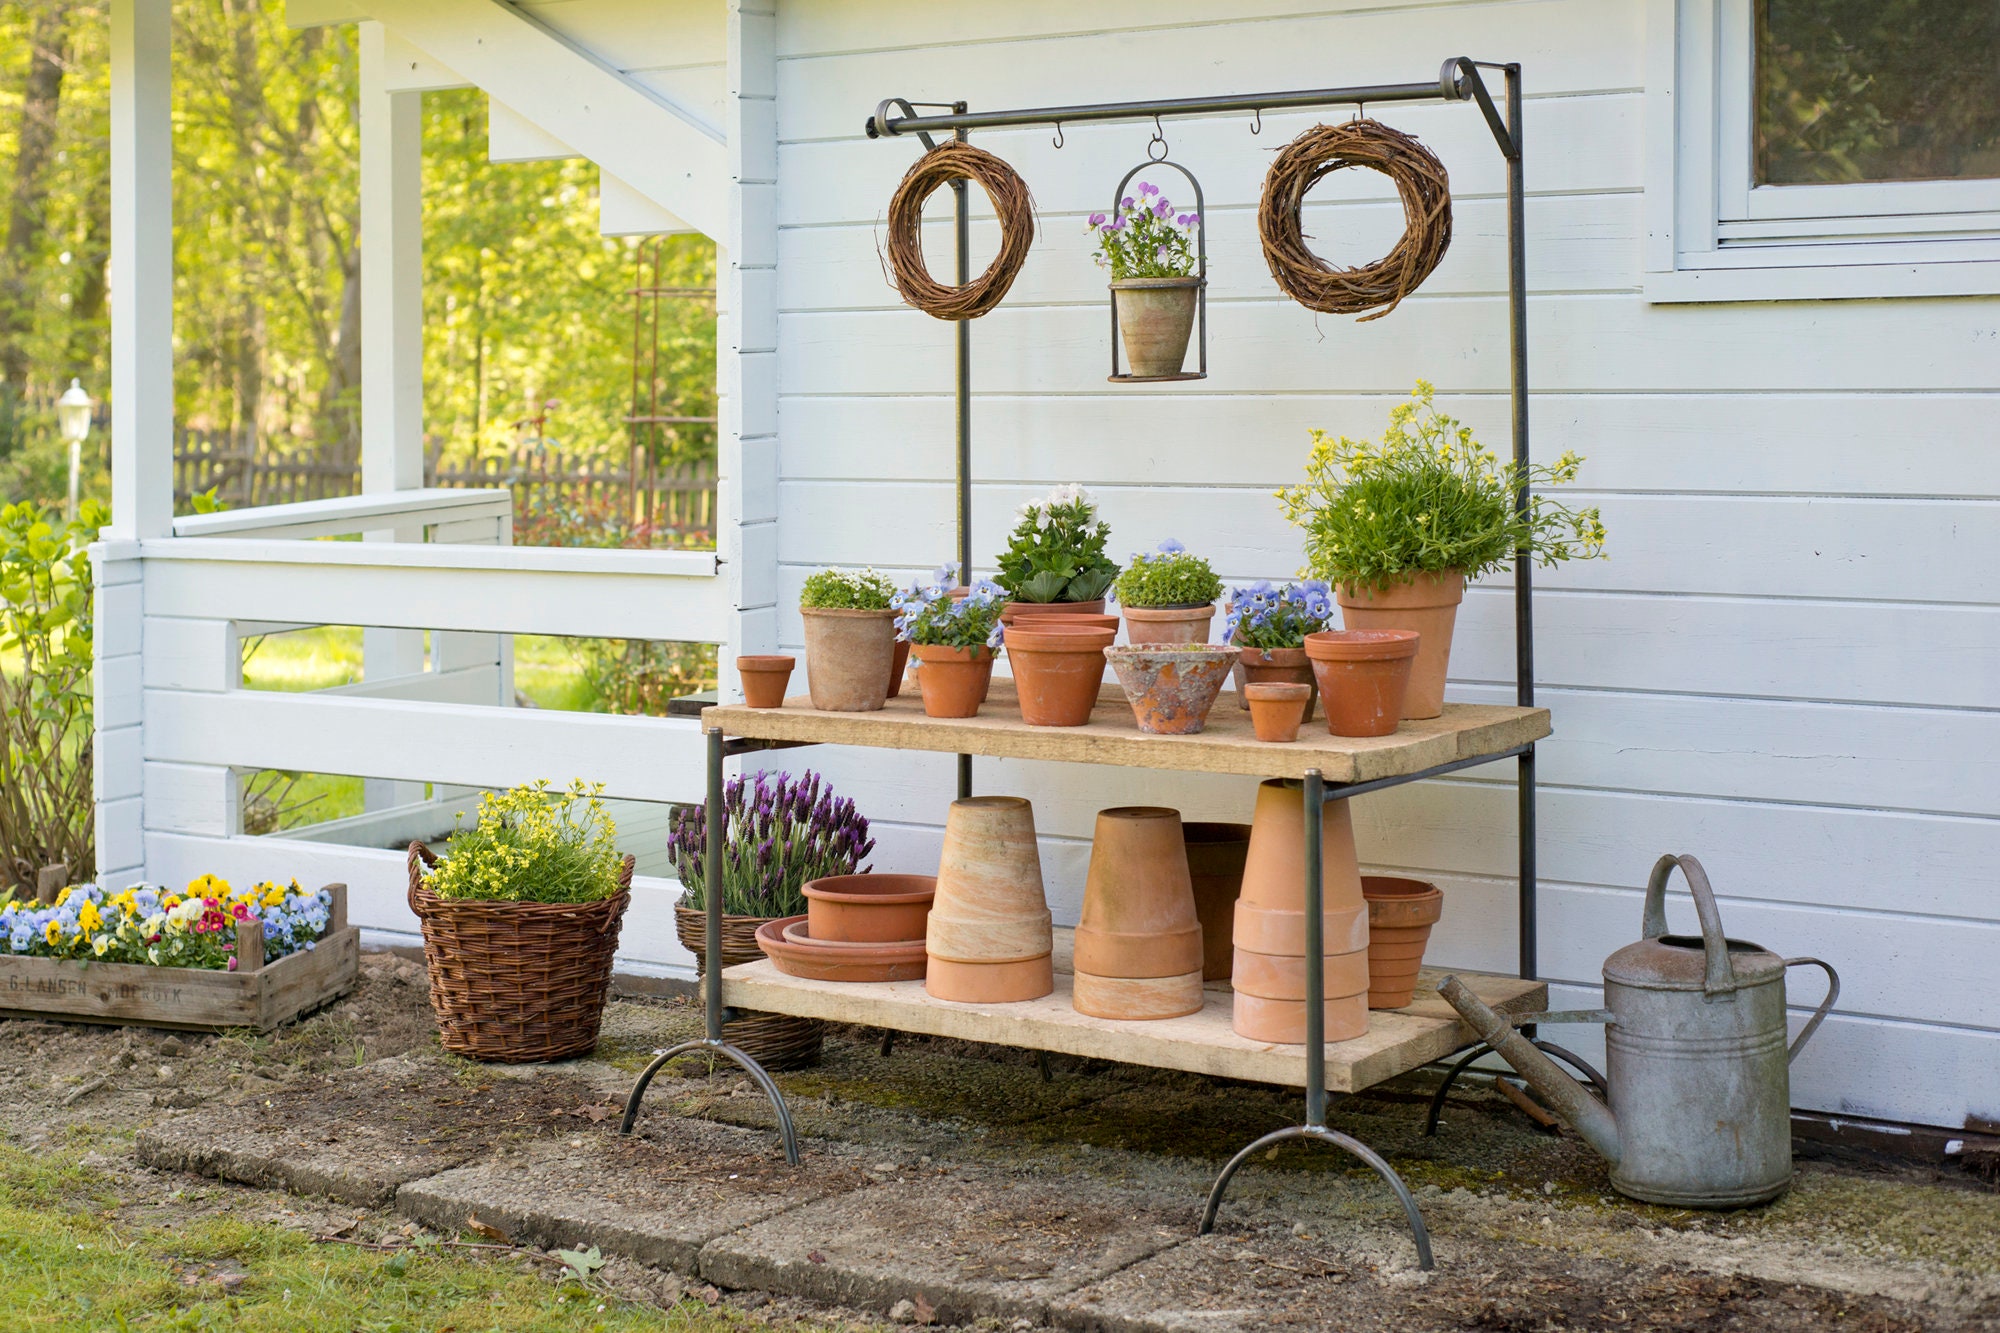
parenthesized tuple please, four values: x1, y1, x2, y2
(755, 915, 927, 983)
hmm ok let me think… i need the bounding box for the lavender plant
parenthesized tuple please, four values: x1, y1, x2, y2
(668, 770, 874, 918)
(1224, 581, 1337, 650)
(894, 566, 1006, 652)
(1089, 181, 1200, 280)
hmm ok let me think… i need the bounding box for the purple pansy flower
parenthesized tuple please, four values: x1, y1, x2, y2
(1153, 199, 1172, 218)
(1121, 196, 1135, 209)
(1088, 212, 1106, 227)
(1138, 181, 1159, 197)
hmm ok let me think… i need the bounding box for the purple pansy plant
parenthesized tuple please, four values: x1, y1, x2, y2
(1089, 179, 1199, 280)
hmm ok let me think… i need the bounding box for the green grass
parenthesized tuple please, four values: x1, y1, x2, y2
(0, 1144, 835, 1332)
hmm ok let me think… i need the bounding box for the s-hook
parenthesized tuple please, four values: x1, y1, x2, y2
(1148, 113, 1169, 162)
(1250, 107, 1262, 135)
(1053, 120, 1064, 149)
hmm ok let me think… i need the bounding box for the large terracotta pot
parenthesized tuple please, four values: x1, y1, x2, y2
(999, 598, 1108, 626)
(800, 607, 897, 712)
(886, 638, 911, 700)
(1362, 874, 1444, 1008)
(910, 643, 995, 718)
(1233, 645, 1317, 722)
(1111, 277, 1200, 378)
(927, 796, 1053, 1002)
(736, 655, 795, 709)
(1237, 779, 1365, 917)
(1304, 629, 1420, 737)
(1072, 807, 1204, 1020)
(1335, 570, 1465, 719)
(1121, 602, 1215, 646)
(803, 873, 935, 944)
(1183, 822, 1251, 982)
(1007, 624, 1116, 726)
(1104, 644, 1236, 734)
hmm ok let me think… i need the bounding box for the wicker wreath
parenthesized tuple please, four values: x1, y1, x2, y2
(1258, 120, 1452, 321)
(884, 140, 1036, 320)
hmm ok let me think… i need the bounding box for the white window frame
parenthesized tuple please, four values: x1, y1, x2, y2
(1646, 0, 2000, 302)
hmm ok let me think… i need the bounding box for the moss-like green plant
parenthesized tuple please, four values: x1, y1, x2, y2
(424, 780, 622, 904)
(799, 567, 896, 611)
(1277, 381, 1606, 591)
(1113, 540, 1223, 607)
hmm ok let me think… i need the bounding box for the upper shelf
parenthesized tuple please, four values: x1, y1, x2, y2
(704, 680, 1548, 784)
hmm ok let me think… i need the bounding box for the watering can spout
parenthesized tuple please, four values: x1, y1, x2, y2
(1437, 976, 1621, 1168)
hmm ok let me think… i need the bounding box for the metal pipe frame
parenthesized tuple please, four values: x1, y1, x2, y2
(1422, 1038, 1608, 1139)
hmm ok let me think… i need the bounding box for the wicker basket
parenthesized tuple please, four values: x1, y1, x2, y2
(674, 904, 824, 1070)
(408, 842, 633, 1063)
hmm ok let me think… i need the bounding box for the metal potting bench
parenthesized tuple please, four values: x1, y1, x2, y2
(623, 59, 1548, 1271)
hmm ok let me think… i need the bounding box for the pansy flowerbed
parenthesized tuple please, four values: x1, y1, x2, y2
(0, 876, 332, 971)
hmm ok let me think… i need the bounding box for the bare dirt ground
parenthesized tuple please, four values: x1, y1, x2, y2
(5, 952, 1997, 1332)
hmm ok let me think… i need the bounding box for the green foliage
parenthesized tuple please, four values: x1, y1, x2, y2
(1113, 543, 1222, 607)
(574, 638, 716, 716)
(424, 780, 623, 904)
(799, 567, 896, 611)
(0, 499, 102, 891)
(994, 484, 1120, 604)
(1277, 382, 1607, 591)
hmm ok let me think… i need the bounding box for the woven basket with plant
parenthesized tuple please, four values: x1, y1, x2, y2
(408, 780, 632, 1063)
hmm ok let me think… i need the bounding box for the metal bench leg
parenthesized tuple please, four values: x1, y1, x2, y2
(1199, 1124, 1434, 1271)
(619, 1038, 801, 1166)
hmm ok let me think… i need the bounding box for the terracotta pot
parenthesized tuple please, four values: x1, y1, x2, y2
(1335, 570, 1464, 719)
(1111, 277, 1201, 378)
(757, 916, 928, 984)
(1012, 612, 1120, 635)
(1121, 602, 1216, 646)
(1104, 644, 1236, 735)
(1183, 822, 1251, 982)
(802, 873, 935, 944)
(1245, 682, 1311, 743)
(1233, 645, 1317, 722)
(927, 796, 1053, 1002)
(800, 607, 897, 712)
(1233, 901, 1370, 957)
(1237, 779, 1366, 917)
(887, 638, 911, 700)
(1073, 808, 1203, 1021)
(1362, 874, 1444, 1009)
(736, 655, 795, 709)
(1229, 946, 1371, 1001)
(1232, 992, 1371, 1045)
(1007, 624, 1117, 727)
(1304, 630, 1420, 738)
(910, 643, 996, 718)
(1000, 598, 1108, 626)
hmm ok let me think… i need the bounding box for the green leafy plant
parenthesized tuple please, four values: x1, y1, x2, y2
(0, 501, 104, 892)
(1088, 180, 1200, 279)
(423, 780, 623, 904)
(993, 484, 1120, 604)
(1277, 381, 1607, 592)
(799, 567, 896, 611)
(574, 638, 716, 716)
(1112, 540, 1223, 608)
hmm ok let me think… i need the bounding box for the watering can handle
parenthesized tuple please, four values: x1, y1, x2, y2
(1782, 957, 1840, 1063)
(1641, 854, 1737, 997)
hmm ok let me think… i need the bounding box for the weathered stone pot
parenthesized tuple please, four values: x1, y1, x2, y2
(1121, 601, 1215, 646)
(1111, 276, 1201, 378)
(1304, 629, 1420, 737)
(800, 607, 897, 712)
(910, 643, 995, 718)
(1104, 643, 1236, 734)
(736, 654, 795, 709)
(1335, 571, 1464, 719)
(1072, 807, 1205, 1021)
(1362, 874, 1444, 1008)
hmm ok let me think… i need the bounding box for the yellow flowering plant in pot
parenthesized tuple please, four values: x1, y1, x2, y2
(1277, 382, 1605, 719)
(408, 780, 634, 1062)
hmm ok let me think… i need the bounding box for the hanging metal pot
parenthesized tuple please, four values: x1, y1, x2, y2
(1104, 144, 1208, 383)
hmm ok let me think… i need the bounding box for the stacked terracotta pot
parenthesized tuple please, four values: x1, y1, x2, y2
(926, 796, 1055, 1002)
(1072, 808, 1206, 1020)
(755, 873, 935, 983)
(1230, 779, 1371, 1044)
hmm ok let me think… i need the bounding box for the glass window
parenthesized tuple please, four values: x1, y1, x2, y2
(1755, 1, 2000, 186)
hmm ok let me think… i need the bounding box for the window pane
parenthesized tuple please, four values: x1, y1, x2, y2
(1757, 1, 2000, 185)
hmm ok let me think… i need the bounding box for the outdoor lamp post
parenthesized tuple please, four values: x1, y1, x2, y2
(56, 379, 92, 523)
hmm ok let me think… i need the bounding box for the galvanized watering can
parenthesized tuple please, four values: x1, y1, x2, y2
(1439, 854, 1839, 1208)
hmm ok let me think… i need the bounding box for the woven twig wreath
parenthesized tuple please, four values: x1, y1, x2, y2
(885, 140, 1036, 321)
(1258, 120, 1452, 321)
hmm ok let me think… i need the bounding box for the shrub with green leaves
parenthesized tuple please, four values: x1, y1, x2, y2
(423, 780, 623, 904)
(1113, 540, 1223, 607)
(1277, 381, 1607, 591)
(993, 484, 1120, 604)
(799, 567, 896, 611)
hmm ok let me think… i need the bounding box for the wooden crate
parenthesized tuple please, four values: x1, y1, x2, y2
(0, 884, 360, 1033)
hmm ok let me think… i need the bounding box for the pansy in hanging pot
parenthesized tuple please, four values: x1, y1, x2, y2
(895, 573, 1007, 718)
(1112, 539, 1223, 645)
(1092, 170, 1208, 380)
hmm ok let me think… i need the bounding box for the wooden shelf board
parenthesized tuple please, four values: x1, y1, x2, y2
(704, 681, 1549, 784)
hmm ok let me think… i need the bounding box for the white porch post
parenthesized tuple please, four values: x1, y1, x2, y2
(358, 20, 429, 810)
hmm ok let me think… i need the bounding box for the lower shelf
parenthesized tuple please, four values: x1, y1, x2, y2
(722, 930, 1542, 1094)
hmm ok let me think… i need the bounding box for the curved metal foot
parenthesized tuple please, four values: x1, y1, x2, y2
(1423, 1040, 1609, 1137)
(1199, 1125, 1434, 1272)
(619, 1037, 801, 1165)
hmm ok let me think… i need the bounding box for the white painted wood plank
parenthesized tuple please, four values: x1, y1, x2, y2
(318, 664, 505, 705)
(599, 172, 695, 237)
(141, 618, 238, 692)
(94, 723, 143, 803)
(97, 796, 145, 883)
(361, 22, 426, 495)
(516, 0, 725, 71)
(488, 99, 574, 162)
(172, 488, 510, 539)
(107, 0, 173, 541)
(143, 762, 239, 836)
(95, 654, 143, 730)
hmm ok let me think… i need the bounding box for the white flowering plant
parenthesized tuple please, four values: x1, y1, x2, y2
(799, 568, 897, 611)
(894, 567, 1006, 652)
(993, 485, 1120, 604)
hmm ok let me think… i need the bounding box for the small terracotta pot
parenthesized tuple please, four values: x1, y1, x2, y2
(1232, 992, 1371, 1045)
(1183, 822, 1251, 982)
(757, 916, 928, 984)
(1112, 276, 1200, 377)
(1007, 624, 1116, 726)
(928, 796, 1054, 1002)
(800, 607, 897, 712)
(886, 638, 911, 700)
(910, 643, 995, 718)
(1233, 645, 1317, 722)
(1237, 779, 1366, 917)
(803, 873, 935, 944)
(1362, 874, 1444, 1009)
(1073, 808, 1204, 1020)
(736, 655, 795, 709)
(1229, 946, 1371, 1001)
(1233, 901, 1370, 957)
(1121, 602, 1216, 646)
(1245, 682, 1311, 742)
(999, 598, 1108, 626)
(1336, 571, 1464, 719)
(1305, 629, 1420, 737)
(1104, 644, 1237, 735)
